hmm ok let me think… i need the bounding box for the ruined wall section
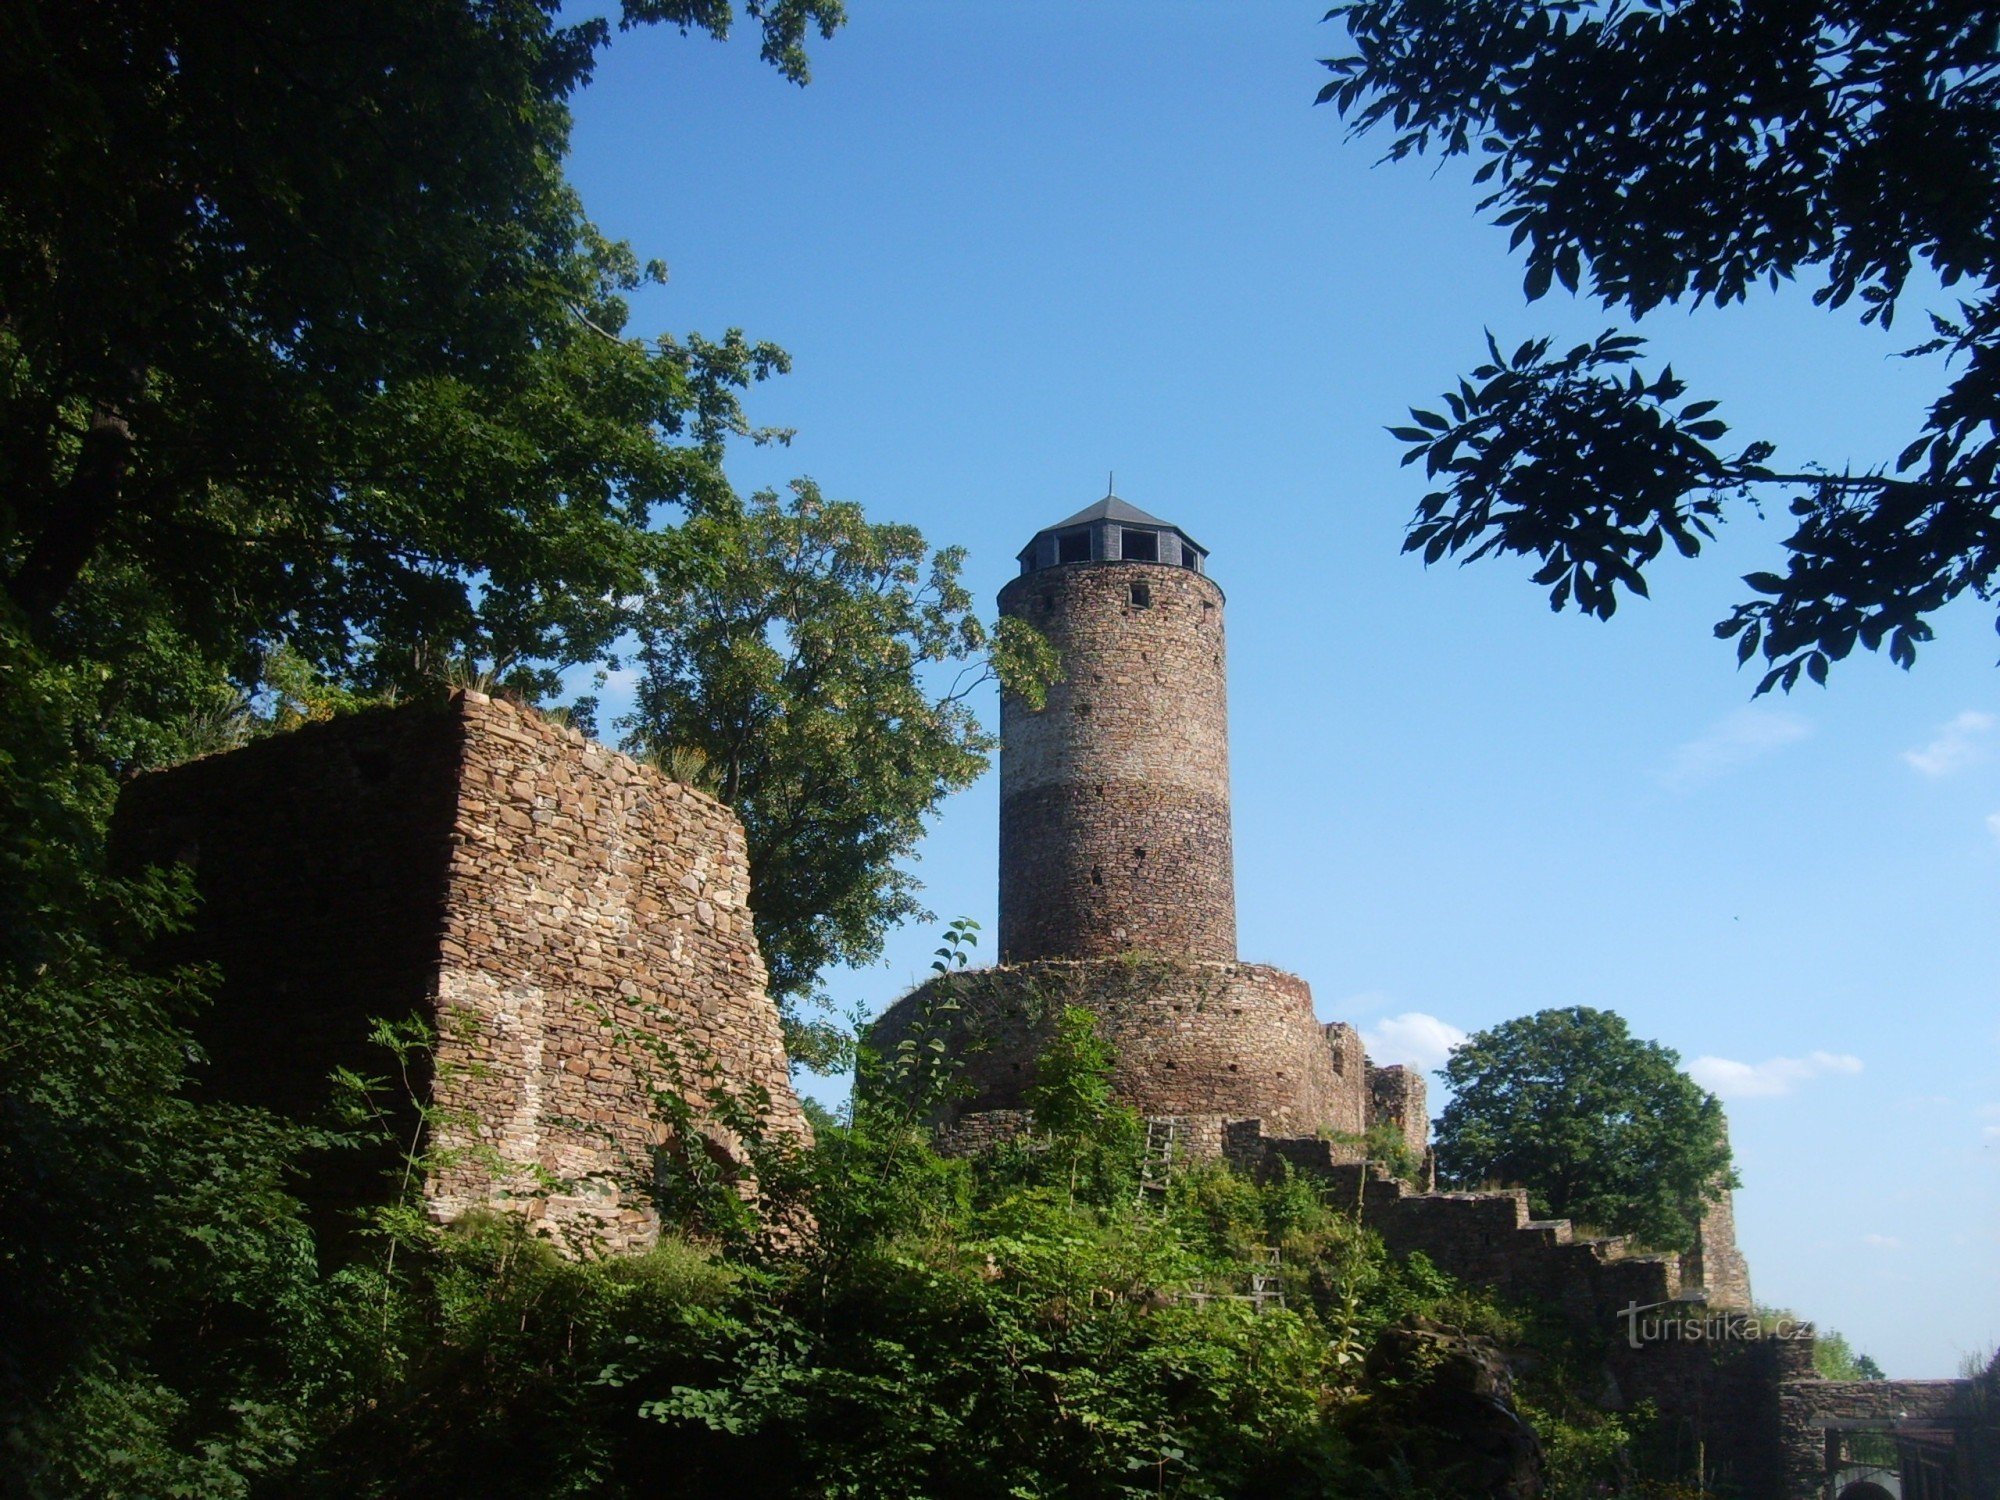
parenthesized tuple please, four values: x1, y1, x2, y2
(1364, 1062, 1428, 1159)
(1777, 1375, 1992, 1500)
(111, 701, 467, 1217)
(1682, 1186, 1753, 1310)
(113, 693, 806, 1254)
(1218, 1134, 1824, 1495)
(873, 958, 1364, 1143)
(1223, 1140, 1684, 1321)
(425, 694, 806, 1249)
(997, 563, 1234, 962)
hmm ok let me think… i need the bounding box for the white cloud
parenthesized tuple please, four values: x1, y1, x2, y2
(1688, 1050, 1863, 1100)
(1660, 707, 1811, 790)
(1361, 1011, 1467, 1072)
(1903, 710, 1995, 777)
(1863, 1233, 1903, 1250)
(1986, 813, 2000, 846)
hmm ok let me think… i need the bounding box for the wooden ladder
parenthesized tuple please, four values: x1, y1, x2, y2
(1138, 1116, 1184, 1206)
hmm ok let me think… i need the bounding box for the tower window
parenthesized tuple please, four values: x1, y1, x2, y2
(1056, 529, 1091, 563)
(1129, 581, 1151, 608)
(1121, 528, 1159, 562)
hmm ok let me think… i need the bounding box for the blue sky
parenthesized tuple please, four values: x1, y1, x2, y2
(564, 3, 1998, 1376)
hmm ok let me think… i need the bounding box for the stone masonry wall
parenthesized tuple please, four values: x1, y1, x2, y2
(1221, 1134, 1802, 1493)
(425, 693, 806, 1248)
(1777, 1373, 1996, 1500)
(871, 958, 1367, 1143)
(112, 700, 467, 1219)
(1683, 1186, 1753, 1310)
(113, 693, 806, 1253)
(1364, 1062, 1428, 1159)
(1226, 1144, 1683, 1322)
(997, 561, 1235, 962)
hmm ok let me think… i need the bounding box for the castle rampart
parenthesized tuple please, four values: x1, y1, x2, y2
(874, 958, 1363, 1153)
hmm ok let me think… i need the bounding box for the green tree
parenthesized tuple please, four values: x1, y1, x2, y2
(1434, 1006, 1735, 1252)
(1, 0, 838, 699)
(1022, 1005, 1145, 1207)
(622, 484, 1055, 1061)
(1810, 1326, 1888, 1381)
(1321, 2, 2000, 691)
(0, 4, 840, 1485)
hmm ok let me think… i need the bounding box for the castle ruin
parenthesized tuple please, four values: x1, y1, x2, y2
(103, 502, 1995, 1497)
(874, 497, 1429, 1160)
(112, 691, 808, 1253)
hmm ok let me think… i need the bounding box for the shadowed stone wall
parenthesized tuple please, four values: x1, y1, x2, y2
(1777, 1367, 1998, 1500)
(113, 692, 806, 1253)
(997, 561, 1234, 962)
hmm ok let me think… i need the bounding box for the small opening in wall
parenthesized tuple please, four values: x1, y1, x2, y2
(1134, 847, 1146, 860)
(1096, 784, 1105, 797)
(1121, 528, 1159, 562)
(1228, 1063, 1239, 1072)
(1038, 593, 1053, 611)
(1129, 581, 1151, 609)
(1091, 866, 1103, 885)
(1011, 1061, 1021, 1072)
(1057, 529, 1091, 564)
(1076, 701, 1091, 715)
(1163, 1059, 1177, 1069)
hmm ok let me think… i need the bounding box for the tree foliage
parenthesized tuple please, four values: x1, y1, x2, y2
(0, 2, 846, 1485)
(0, 0, 829, 698)
(1434, 1007, 1735, 1252)
(622, 483, 1056, 1042)
(240, 1009, 1651, 1500)
(1322, 1, 2000, 690)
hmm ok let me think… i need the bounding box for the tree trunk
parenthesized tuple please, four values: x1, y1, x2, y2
(6, 402, 132, 624)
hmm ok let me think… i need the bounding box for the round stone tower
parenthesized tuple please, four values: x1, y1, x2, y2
(996, 495, 1235, 963)
(871, 492, 1424, 1165)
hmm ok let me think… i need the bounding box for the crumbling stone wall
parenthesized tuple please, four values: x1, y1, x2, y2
(1218, 1130, 1808, 1491)
(1778, 1372, 1998, 1500)
(1224, 1143, 1682, 1320)
(997, 561, 1234, 962)
(1683, 1185, 1753, 1309)
(113, 692, 806, 1253)
(1364, 1062, 1428, 1159)
(872, 958, 1371, 1147)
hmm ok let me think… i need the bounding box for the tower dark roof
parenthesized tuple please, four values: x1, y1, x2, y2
(1016, 493, 1209, 576)
(1045, 495, 1176, 532)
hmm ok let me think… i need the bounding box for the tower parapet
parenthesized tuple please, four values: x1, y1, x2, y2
(997, 496, 1234, 963)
